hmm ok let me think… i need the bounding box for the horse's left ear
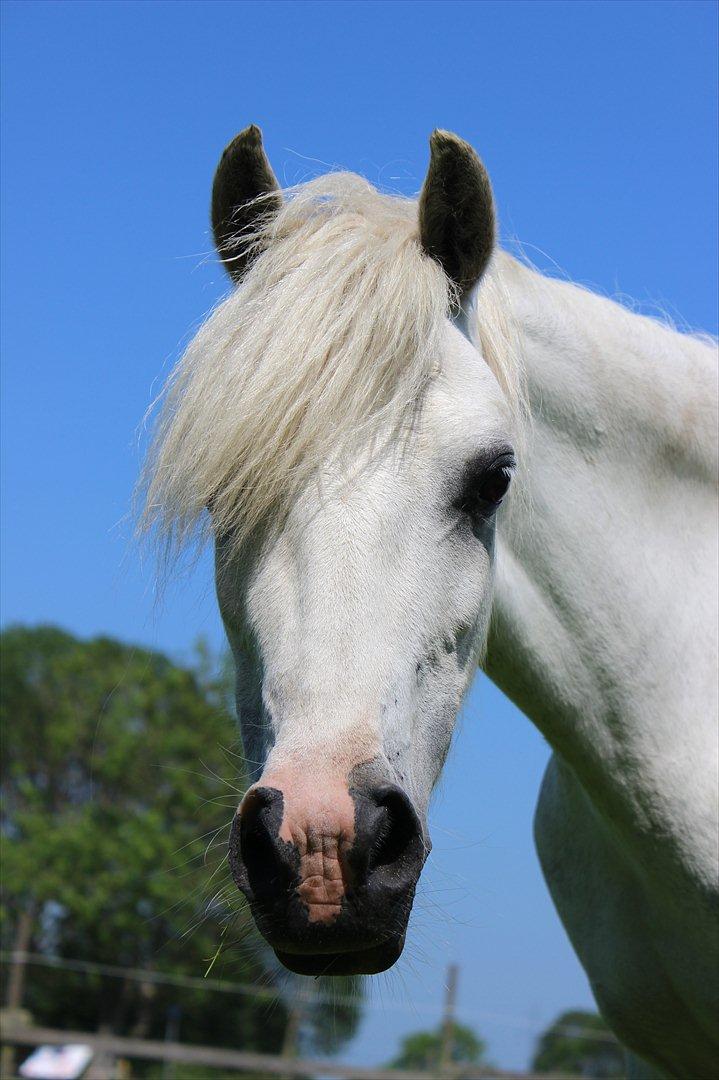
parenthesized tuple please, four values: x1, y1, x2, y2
(211, 124, 283, 282)
(418, 129, 495, 298)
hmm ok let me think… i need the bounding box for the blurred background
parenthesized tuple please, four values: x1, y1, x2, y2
(1, 2, 717, 1077)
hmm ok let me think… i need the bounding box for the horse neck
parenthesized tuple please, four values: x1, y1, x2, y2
(485, 254, 718, 824)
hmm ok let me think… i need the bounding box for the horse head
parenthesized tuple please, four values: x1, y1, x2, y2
(145, 126, 519, 975)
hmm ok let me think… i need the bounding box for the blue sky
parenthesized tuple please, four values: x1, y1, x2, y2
(2, 0, 716, 1070)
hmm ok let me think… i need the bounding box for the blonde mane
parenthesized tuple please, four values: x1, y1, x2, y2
(139, 172, 523, 558)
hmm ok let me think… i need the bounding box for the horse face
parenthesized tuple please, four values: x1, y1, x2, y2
(216, 321, 515, 975)
(139, 125, 513, 974)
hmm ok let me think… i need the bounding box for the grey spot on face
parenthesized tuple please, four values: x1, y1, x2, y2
(455, 623, 479, 669)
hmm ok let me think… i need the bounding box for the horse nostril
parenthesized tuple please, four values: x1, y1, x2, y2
(237, 787, 294, 897)
(364, 785, 424, 880)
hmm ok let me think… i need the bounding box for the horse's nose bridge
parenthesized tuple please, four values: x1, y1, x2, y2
(246, 490, 423, 708)
(295, 488, 411, 635)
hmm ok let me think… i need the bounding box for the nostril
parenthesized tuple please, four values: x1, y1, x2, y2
(238, 787, 294, 896)
(366, 785, 423, 876)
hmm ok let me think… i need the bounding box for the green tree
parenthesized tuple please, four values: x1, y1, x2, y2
(0, 625, 361, 1066)
(388, 1020, 487, 1073)
(532, 1009, 624, 1078)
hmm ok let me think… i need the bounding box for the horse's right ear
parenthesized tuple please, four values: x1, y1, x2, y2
(211, 125, 283, 282)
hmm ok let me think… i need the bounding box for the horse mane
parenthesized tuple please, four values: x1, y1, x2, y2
(139, 172, 525, 559)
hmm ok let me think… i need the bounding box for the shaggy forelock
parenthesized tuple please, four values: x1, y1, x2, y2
(139, 172, 523, 559)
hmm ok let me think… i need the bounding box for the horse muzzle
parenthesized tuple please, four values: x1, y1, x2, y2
(228, 777, 428, 976)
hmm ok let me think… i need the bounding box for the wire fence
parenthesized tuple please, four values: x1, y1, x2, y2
(1, 1022, 564, 1080)
(1, 950, 621, 1045)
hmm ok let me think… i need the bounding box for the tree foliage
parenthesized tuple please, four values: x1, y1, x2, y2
(388, 1020, 487, 1073)
(531, 1009, 625, 1077)
(0, 625, 361, 1062)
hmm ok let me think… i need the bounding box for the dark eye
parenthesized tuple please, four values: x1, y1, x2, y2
(456, 453, 516, 518)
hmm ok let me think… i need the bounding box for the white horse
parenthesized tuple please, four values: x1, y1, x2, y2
(141, 126, 718, 1077)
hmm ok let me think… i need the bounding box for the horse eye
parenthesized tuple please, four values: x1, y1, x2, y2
(456, 454, 515, 517)
(478, 464, 513, 504)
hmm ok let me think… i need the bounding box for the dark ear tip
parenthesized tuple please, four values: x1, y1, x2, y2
(429, 127, 454, 146)
(238, 123, 263, 146)
(220, 124, 264, 161)
(429, 128, 477, 160)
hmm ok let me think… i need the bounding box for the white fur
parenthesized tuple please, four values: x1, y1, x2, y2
(141, 177, 718, 1077)
(215, 321, 515, 816)
(487, 256, 718, 1077)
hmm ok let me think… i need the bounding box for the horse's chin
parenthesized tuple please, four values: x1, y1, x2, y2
(274, 936, 405, 976)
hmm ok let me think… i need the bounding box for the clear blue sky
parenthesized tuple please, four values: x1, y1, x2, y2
(2, 0, 717, 1070)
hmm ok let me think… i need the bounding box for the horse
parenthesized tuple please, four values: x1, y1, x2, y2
(140, 126, 718, 1078)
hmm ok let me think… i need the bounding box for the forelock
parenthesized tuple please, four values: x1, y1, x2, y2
(139, 173, 450, 559)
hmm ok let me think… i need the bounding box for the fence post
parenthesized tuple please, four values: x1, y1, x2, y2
(1, 906, 37, 1078)
(437, 962, 459, 1077)
(161, 1005, 182, 1080)
(281, 1000, 304, 1079)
